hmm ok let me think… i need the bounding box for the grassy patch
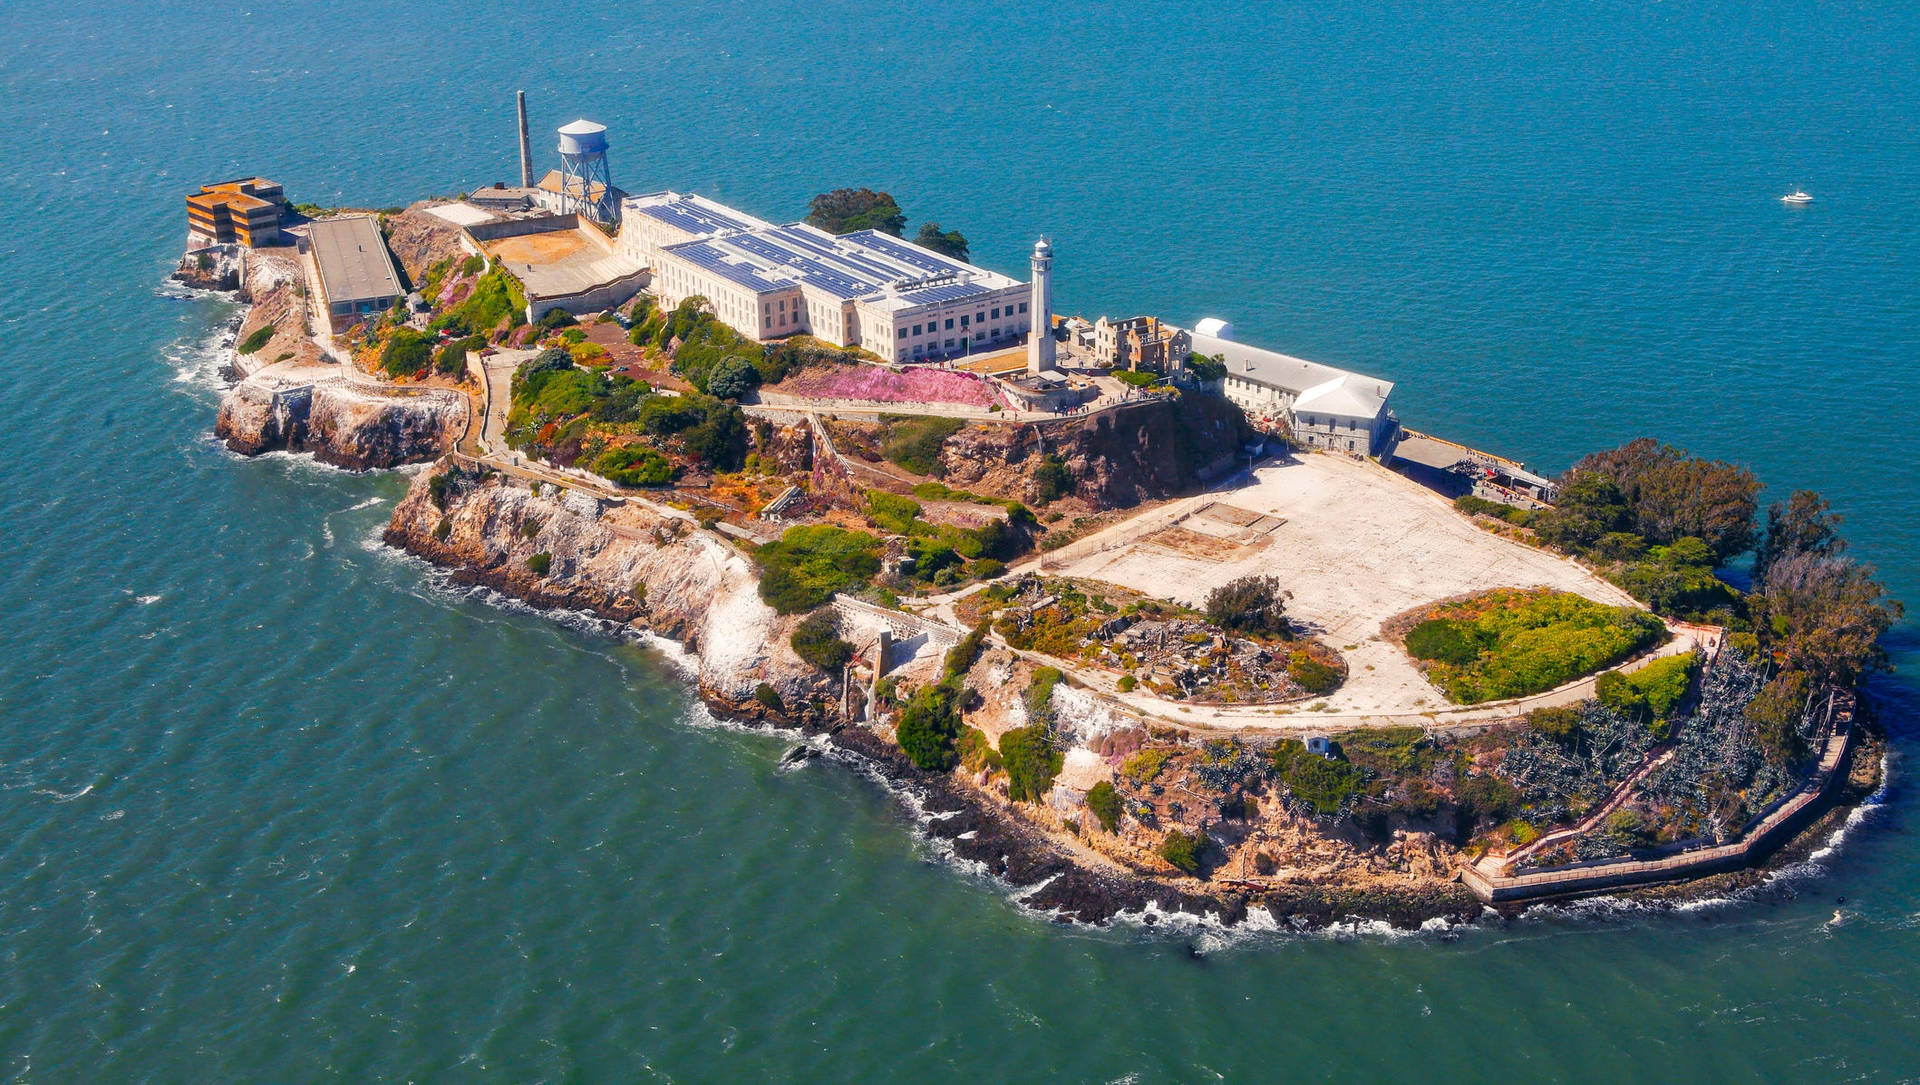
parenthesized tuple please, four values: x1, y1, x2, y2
(237, 324, 275, 355)
(1402, 588, 1666, 704)
(754, 525, 883, 614)
(880, 415, 965, 476)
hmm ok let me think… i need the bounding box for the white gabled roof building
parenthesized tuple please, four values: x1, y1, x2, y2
(1192, 331, 1398, 458)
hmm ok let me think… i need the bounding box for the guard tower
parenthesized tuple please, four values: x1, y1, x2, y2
(1027, 237, 1056, 374)
(556, 119, 617, 223)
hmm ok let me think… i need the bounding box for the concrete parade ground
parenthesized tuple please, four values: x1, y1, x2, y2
(1028, 452, 1697, 731)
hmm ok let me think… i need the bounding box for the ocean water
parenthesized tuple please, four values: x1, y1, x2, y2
(1, 1, 1917, 1079)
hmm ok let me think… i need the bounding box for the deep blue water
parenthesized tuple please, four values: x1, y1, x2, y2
(1, 1, 1917, 1079)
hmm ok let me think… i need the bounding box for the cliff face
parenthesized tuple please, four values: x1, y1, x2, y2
(216, 375, 465, 470)
(383, 468, 833, 714)
(938, 396, 1252, 509)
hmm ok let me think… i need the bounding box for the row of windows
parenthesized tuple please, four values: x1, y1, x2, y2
(897, 300, 1029, 341)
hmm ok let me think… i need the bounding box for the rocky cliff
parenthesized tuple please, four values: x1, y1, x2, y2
(217, 374, 465, 471)
(938, 396, 1253, 509)
(383, 466, 833, 715)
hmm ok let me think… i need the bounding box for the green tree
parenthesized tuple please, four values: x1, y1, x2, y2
(1085, 780, 1122, 831)
(913, 222, 969, 259)
(1001, 725, 1063, 802)
(1536, 472, 1631, 553)
(896, 684, 961, 770)
(755, 525, 883, 613)
(1204, 575, 1290, 636)
(1159, 829, 1204, 874)
(705, 356, 760, 400)
(806, 188, 908, 236)
(1031, 454, 1073, 505)
(1749, 552, 1901, 684)
(1754, 489, 1846, 587)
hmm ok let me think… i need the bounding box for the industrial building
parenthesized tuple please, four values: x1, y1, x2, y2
(1194, 330, 1399, 458)
(304, 215, 405, 333)
(624, 190, 1033, 363)
(186, 178, 284, 247)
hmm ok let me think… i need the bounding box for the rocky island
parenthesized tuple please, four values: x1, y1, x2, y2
(183, 170, 1898, 929)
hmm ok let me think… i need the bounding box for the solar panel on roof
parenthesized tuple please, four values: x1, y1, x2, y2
(899, 282, 989, 305)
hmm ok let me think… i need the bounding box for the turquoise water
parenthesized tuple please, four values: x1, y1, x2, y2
(3, 1, 1919, 1079)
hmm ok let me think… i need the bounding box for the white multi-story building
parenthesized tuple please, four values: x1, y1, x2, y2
(619, 191, 1033, 363)
(1193, 331, 1399, 458)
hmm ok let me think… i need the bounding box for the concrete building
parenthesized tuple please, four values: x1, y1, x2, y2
(305, 215, 405, 333)
(622, 191, 1032, 363)
(1027, 238, 1055, 374)
(187, 178, 284, 247)
(1193, 330, 1399, 458)
(1092, 315, 1191, 372)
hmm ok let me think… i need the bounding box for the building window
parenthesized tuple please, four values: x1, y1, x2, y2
(960, 315, 969, 328)
(912, 323, 922, 336)
(945, 338, 955, 348)
(976, 311, 986, 323)
(945, 318, 954, 330)
(991, 307, 1000, 319)
(1018, 302, 1028, 313)
(898, 328, 907, 339)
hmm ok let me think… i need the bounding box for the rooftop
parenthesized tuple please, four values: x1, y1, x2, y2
(1190, 331, 1393, 419)
(307, 215, 403, 303)
(660, 219, 1021, 307)
(624, 190, 774, 238)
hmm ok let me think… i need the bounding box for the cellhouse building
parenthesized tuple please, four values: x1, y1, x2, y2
(618, 191, 1032, 363)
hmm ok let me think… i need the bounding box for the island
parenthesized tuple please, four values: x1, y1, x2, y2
(177, 116, 1898, 928)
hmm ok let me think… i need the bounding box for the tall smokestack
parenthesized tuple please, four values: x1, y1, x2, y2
(516, 90, 533, 189)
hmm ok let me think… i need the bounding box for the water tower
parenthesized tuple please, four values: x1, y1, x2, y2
(556, 119, 616, 223)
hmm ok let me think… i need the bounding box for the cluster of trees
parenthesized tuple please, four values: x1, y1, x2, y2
(804, 188, 970, 260)
(861, 489, 1034, 587)
(506, 347, 748, 477)
(1534, 438, 1899, 685)
(429, 265, 526, 339)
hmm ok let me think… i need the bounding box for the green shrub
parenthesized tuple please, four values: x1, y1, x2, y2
(1031, 454, 1073, 504)
(1405, 589, 1667, 705)
(1123, 747, 1175, 786)
(1506, 819, 1541, 846)
(880, 415, 965, 476)
(1289, 657, 1342, 695)
(790, 610, 854, 672)
(755, 525, 883, 614)
(237, 323, 275, 355)
(427, 471, 452, 510)
(752, 682, 784, 712)
(1086, 780, 1122, 832)
(1527, 704, 1582, 739)
(957, 727, 1003, 774)
(525, 552, 551, 576)
(1114, 369, 1158, 388)
(1596, 650, 1700, 725)
(943, 623, 990, 685)
(1116, 675, 1137, 693)
(1000, 724, 1062, 803)
(1023, 667, 1064, 721)
(969, 558, 1006, 580)
(380, 327, 434, 377)
(592, 446, 676, 487)
(865, 490, 922, 535)
(896, 684, 961, 770)
(706, 356, 761, 400)
(432, 266, 526, 337)
(1404, 618, 1486, 665)
(1159, 830, 1203, 874)
(1269, 739, 1363, 815)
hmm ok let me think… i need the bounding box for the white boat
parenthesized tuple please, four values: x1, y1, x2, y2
(1781, 189, 1814, 204)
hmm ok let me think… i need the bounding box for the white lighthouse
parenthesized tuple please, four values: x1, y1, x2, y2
(1027, 237, 1055, 375)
